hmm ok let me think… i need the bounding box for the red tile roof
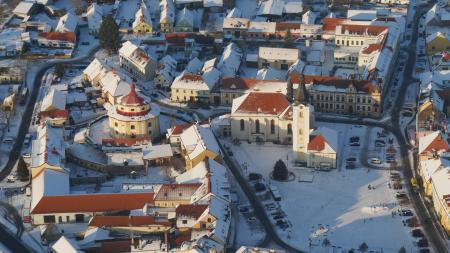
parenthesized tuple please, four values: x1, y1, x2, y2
(31, 193, 154, 214)
(443, 51, 450, 61)
(420, 133, 450, 154)
(38, 32, 76, 43)
(308, 134, 326, 151)
(276, 22, 301, 31)
(234, 92, 290, 115)
(120, 83, 145, 106)
(39, 109, 69, 119)
(180, 73, 204, 82)
(322, 18, 347, 31)
(168, 230, 192, 248)
(89, 215, 172, 227)
(292, 74, 380, 94)
(362, 43, 382, 54)
(102, 137, 152, 147)
(175, 204, 208, 218)
(221, 77, 280, 91)
(339, 24, 388, 36)
(170, 123, 193, 135)
(99, 240, 131, 253)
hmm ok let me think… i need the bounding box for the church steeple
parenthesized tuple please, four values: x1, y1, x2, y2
(294, 74, 307, 105)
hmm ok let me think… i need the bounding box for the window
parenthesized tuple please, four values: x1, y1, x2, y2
(255, 120, 260, 133)
(58, 216, 62, 223)
(270, 120, 275, 134)
(75, 214, 84, 223)
(207, 218, 212, 222)
(44, 215, 55, 223)
(240, 119, 245, 131)
(182, 220, 188, 224)
(131, 125, 135, 130)
(148, 122, 152, 127)
(115, 122, 118, 127)
(287, 124, 292, 135)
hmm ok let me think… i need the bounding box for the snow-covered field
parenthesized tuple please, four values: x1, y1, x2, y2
(223, 123, 416, 253)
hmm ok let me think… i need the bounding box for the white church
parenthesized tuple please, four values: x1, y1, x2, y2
(230, 75, 338, 169)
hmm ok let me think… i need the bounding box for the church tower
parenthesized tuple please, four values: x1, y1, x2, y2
(292, 74, 314, 163)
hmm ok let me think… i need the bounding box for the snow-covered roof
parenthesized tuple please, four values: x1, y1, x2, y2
(186, 57, 204, 74)
(283, 0, 302, 14)
(143, 144, 173, 160)
(81, 227, 111, 246)
(236, 247, 286, 253)
(160, 0, 175, 24)
(31, 125, 65, 169)
(172, 72, 211, 91)
(302, 10, 317, 24)
(206, 195, 230, 244)
(31, 169, 69, 212)
(419, 131, 450, 155)
(289, 59, 305, 74)
(227, 7, 242, 18)
(41, 88, 66, 112)
(308, 127, 338, 154)
(248, 21, 276, 33)
(52, 236, 82, 253)
(86, 3, 104, 31)
(119, 41, 153, 69)
(83, 58, 110, 83)
(217, 43, 242, 77)
(347, 10, 377, 21)
(426, 31, 450, 44)
(257, 0, 284, 16)
(259, 47, 299, 62)
(160, 55, 177, 69)
(204, 0, 223, 8)
(420, 157, 450, 182)
(56, 13, 79, 33)
(107, 151, 144, 166)
(177, 7, 194, 27)
(202, 58, 216, 72)
(133, 2, 152, 29)
(176, 160, 208, 184)
(13, 1, 35, 16)
(430, 162, 450, 207)
(223, 17, 250, 29)
(100, 71, 131, 97)
(202, 67, 221, 87)
(180, 124, 221, 161)
(256, 67, 284, 80)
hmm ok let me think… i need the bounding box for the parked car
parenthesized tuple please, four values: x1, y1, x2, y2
(346, 157, 357, 162)
(396, 192, 408, 199)
(3, 137, 14, 144)
(254, 183, 266, 192)
(412, 229, 424, 238)
(346, 163, 356, 169)
(6, 175, 16, 183)
(370, 157, 381, 164)
(248, 173, 262, 181)
(401, 209, 414, 216)
(375, 142, 386, 147)
(419, 248, 430, 253)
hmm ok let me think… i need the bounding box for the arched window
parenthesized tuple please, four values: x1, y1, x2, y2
(287, 124, 292, 135)
(240, 119, 245, 131)
(270, 119, 275, 134)
(255, 120, 260, 133)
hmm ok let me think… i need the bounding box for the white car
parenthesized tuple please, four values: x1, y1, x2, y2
(6, 175, 16, 183)
(370, 158, 381, 164)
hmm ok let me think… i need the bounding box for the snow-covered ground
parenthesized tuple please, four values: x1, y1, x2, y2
(222, 123, 417, 253)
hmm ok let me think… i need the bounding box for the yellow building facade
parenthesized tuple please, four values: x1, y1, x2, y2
(108, 83, 160, 139)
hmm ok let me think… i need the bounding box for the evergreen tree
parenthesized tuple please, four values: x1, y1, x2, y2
(284, 29, 293, 47)
(54, 64, 65, 78)
(397, 246, 406, 253)
(99, 15, 121, 54)
(273, 159, 288, 180)
(17, 156, 29, 181)
(359, 242, 368, 253)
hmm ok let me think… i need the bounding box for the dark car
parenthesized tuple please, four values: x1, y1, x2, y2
(396, 192, 408, 199)
(248, 173, 262, 181)
(239, 207, 249, 213)
(254, 183, 266, 192)
(346, 163, 356, 169)
(412, 229, 424, 238)
(417, 238, 428, 248)
(350, 142, 360, 147)
(419, 248, 430, 253)
(401, 209, 414, 216)
(346, 157, 357, 162)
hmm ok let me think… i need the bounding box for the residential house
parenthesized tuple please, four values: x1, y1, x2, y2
(155, 55, 177, 89)
(171, 72, 218, 103)
(84, 3, 104, 34)
(119, 41, 156, 81)
(153, 183, 202, 207)
(55, 13, 79, 33)
(13, 1, 37, 18)
(217, 43, 242, 77)
(418, 131, 450, 161)
(175, 8, 194, 32)
(426, 32, 450, 55)
(133, 1, 153, 35)
(38, 32, 77, 49)
(258, 47, 299, 70)
(30, 125, 65, 178)
(179, 124, 222, 169)
(160, 0, 175, 33)
(39, 88, 68, 126)
(291, 75, 383, 117)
